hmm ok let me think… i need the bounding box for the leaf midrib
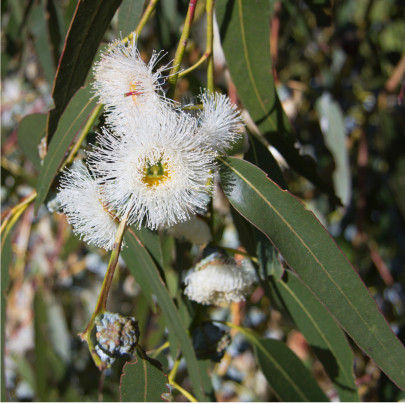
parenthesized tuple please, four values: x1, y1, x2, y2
(220, 157, 404, 377)
(279, 280, 356, 395)
(237, 0, 277, 131)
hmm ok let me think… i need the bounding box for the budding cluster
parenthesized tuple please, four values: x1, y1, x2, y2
(95, 312, 140, 365)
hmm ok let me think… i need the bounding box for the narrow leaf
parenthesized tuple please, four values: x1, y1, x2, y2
(244, 132, 287, 189)
(35, 85, 97, 212)
(17, 113, 47, 172)
(46, 0, 122, 144)
(116, 0, 145, 38)
(30, 1, 56, 85)
(216, 0, 337, 201)
(122, 230, 207, 401)
(270, 271, 359, 401)
(255, 338, 329, 401)
(219, 156, 405, 389)
(1, 219, 16, 402)
(316, 93, 351, 206)
(120, 356, 168, 402)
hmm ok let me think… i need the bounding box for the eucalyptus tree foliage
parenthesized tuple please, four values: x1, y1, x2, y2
(2, 0, 405, 401)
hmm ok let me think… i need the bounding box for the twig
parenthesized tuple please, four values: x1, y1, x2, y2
(167, 0, 199, 98)
(79, 209, 130, 369)
(205, 0, 215, 92)
(1, 191, 37, 235)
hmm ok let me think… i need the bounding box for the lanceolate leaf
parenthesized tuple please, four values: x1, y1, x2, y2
(17, 113, 47, 172)
(219, 156, 405, 389)
(256, 338, 328, 401)
(270, 271, 358, 401)
(120, 356, 168, 402)
(315, 93, 351, 206)
(116, 0, 145, 38)
(46, 0, 122, 144)
(216, 0, 337, 201)
(239, 331, 328, 401)
(1, 220, 16, 402)
(30, 1, 56, 85)
(122, 230, 207, 401)
(244, 133, 286, 190)
(35, 85, 98, 212)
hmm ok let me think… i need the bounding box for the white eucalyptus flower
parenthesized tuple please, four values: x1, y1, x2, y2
(197, 90, 244, 154)
(164, 215, 212, 245)
(57, 162, 119, 250)
(88, 109, 214, 230)
(92, 38, 173, 119)
(184, 252, 257, 305)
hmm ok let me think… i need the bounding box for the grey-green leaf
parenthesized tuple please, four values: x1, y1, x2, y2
(315, 93, 351, 206)
(122, 229, 207, 401)
(219, 156, 405, 389)
(270, 271, 358, 401)
(254, 338, 329, 401)
(34, 85, 98, 212)
(120, 357, 168, 402)
(216, 0, 337, 200)
(17, 113, 47, 172)
(116, 0, 145, 38)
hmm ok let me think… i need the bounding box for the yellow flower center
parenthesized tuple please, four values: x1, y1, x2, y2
(124, 82, 141, 104)
(142, 160, 170, 188)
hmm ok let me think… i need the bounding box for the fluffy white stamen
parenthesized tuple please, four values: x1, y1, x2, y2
(93, 38, 174, 121)
(56, 162, 119, 250)
(88, 109, 214, 230)
(197, 90, 244, 154)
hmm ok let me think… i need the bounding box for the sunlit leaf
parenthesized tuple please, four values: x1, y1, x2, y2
(216, 0, 337, 201)
(219, 156, 405, 389)
(316, 93, 351, 206)
(270, 271, 359, 401)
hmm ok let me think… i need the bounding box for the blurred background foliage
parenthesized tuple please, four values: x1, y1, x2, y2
(1, 0, 405, 401)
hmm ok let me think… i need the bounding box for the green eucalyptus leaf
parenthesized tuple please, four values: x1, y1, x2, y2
(315, 93, 351, 206)
(254, 338, 329, 401)
(216, 0, 337, 201)
(46, 0, 122, 144)
(30, 1, 56, 85)
(218, 156, 405, 389)
(120, 356, 168, 402)
(122, 229, 207, 401)
(244, 132, 287, 189)
(34, 85, 98, 212)
(17, 113, 47, 172)
(270, 271, 359, 401)
(116, 0, 145, 38)
(1, 218, 17, 402)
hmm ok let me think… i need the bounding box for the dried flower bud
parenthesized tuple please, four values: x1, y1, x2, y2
(184, 252, 257, 305)
(95, 312, 140, 365)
